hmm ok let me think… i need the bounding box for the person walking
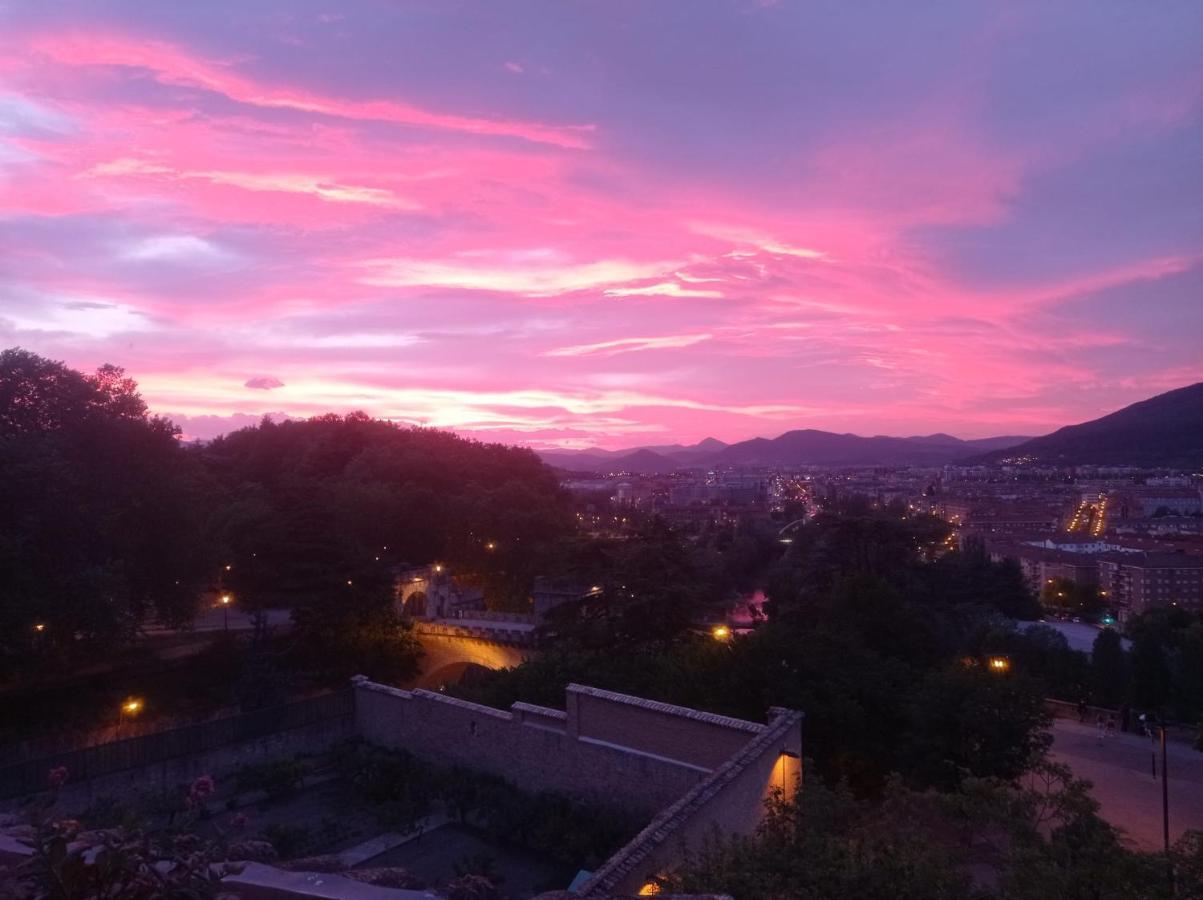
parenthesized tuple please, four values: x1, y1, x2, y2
(1106, 713, 1117, 738)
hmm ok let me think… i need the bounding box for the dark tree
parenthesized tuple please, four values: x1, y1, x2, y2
(1129, 633, 1171, 711)
(1091, 629, 1128, 708)
(0, 348, 213, 674)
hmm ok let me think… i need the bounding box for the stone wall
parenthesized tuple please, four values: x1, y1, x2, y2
(412, 620, 534, 646)
(579, 707, 805, 896)
(567, 685, 762, 770)
(352, 679, 770, 819)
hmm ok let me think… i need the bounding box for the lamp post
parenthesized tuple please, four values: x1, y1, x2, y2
(220, 594, 232, 632)
(1159, 717, 1170, 856)
(118, 696, 142, 739)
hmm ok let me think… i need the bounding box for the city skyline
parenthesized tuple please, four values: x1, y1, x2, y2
(2, 2, 1202, 448)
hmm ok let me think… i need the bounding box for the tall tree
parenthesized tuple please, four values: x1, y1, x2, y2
(0, 349, 212, 674)
(1091, 629, 1128, 708)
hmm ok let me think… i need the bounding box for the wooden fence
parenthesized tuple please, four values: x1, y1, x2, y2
(0, 689, 354, 799)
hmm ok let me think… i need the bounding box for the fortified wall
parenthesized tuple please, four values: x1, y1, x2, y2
(6, 678, 801, 897)
(353, 678, 768, 817)
(353, 676, 803, 891)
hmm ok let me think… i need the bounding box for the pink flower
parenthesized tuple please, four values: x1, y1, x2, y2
(53, 819, 81, 839)
(189, 774, 216, 800)
(47, 766, 69, 789)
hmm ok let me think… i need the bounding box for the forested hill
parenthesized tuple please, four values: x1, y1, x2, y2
(197, 413, 572, 611)
(1, 348, 571, 675)
(967, 382, 1203, 466)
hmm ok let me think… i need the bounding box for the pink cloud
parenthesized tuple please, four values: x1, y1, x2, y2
(2, 9, 1198, 449)
(24, 33, 595, 148)
(545, 334, 713, 357)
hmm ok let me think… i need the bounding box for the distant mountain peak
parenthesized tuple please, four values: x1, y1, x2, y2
(967, 382, 1203, 466)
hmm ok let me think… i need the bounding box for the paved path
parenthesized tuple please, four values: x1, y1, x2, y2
(144, 607, 294, 635)
(1049, 718, 1203, 851)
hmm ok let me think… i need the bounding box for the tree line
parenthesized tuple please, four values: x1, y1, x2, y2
(0, 348, 570, 682)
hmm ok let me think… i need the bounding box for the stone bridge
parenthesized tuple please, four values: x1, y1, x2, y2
(409, 632, 529, 690)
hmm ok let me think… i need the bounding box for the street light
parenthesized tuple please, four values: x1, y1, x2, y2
(987, 655, 1011, 674)
(711, 624, 731, 642)
(220, 594, 232, 632)
(118, 696, 143, 738)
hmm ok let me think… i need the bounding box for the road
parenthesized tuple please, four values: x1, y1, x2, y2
(1017, 620, 1131, 653)
(1049, 718, 1203, 851)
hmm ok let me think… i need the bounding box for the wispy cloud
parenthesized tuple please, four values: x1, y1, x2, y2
(359, 255, 677, 296)
(30, 34, 594, 148)
(545, 333, 713, 357)
(603, 282, 724, 298)
(86, 158, 414, 207)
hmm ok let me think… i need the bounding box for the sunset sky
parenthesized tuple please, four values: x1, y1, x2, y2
(1, 1, 1201, 447)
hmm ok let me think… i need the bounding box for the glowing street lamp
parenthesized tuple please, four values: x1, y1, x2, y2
(711, 624, 732, 642)
(33, 623, 45, 633)
(987, 655, 1011, 674)
(118, 696, 143, 738)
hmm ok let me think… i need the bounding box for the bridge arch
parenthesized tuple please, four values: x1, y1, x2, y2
(408, 633, 529, 690)
(402, 590, 427, 618)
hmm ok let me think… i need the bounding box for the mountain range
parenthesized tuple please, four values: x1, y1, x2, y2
(537, 382, 1203, 472)
(538, 432, 1032, 473)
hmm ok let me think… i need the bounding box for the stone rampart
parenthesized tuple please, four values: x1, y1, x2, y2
(579, 707, 804, 896)
(351, 678, 769, 819)
(567, 684, 762, 770)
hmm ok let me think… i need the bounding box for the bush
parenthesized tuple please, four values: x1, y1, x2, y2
(260, 822, 313, 859)
(78, 795, 140, 830)
(235, 757, 310, 800)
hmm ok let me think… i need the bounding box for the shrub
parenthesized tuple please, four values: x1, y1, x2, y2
(261, 822, 313, 859)
(235, 757, 309, 800)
